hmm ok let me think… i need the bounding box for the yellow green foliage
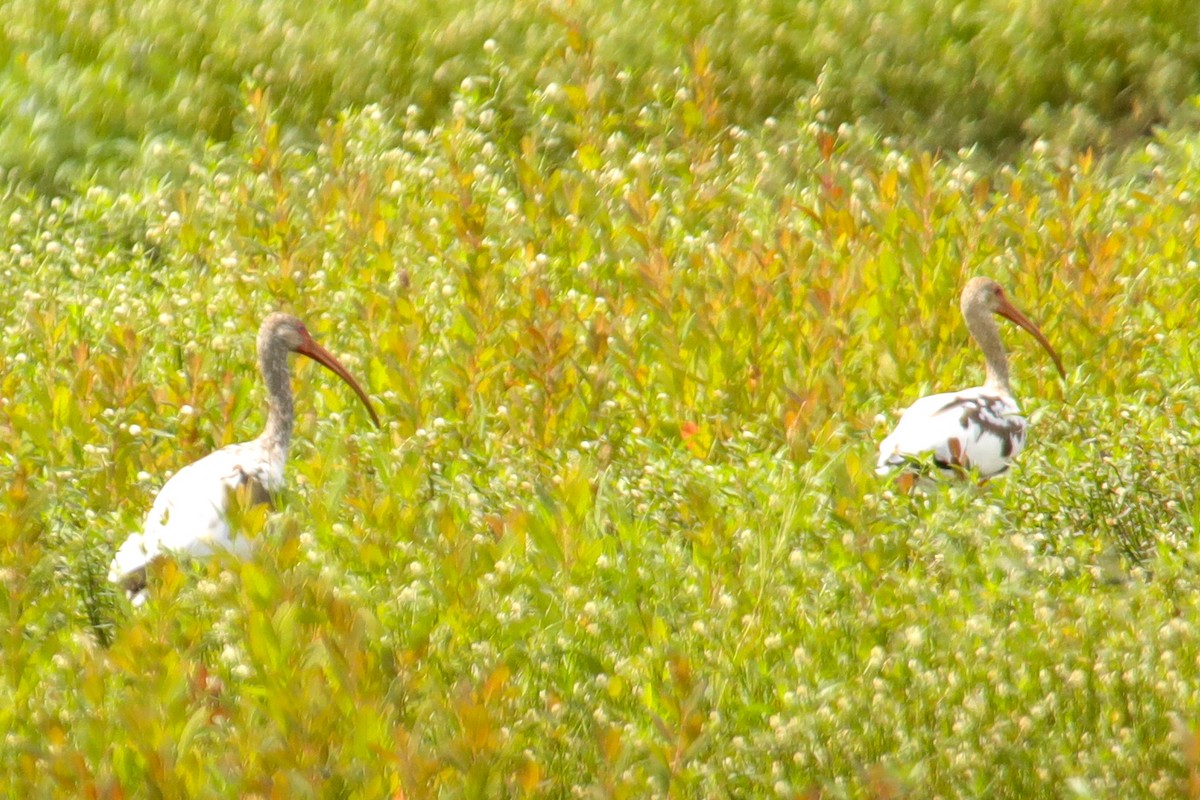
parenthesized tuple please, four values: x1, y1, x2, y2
(4, 0, 1200, 185)
(2, 12, 1200, 799)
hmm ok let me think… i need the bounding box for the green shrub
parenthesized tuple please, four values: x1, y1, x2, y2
(4, 0, 1200, 185)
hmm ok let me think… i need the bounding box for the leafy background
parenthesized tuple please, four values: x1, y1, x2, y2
(3, 0, 1200, 797)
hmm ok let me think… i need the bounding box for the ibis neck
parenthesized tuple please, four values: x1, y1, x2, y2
(967, 312, 1011, 394)
(258, 341, 294, 457)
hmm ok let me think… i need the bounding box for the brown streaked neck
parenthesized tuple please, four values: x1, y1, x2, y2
(965, 306, 1010, 394)
(257, 333, 294, 456)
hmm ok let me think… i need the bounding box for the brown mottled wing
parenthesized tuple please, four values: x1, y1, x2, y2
(879, 388, 1026, 480)
(934, 394, 1024, 458)
(232, 464, 275, 509)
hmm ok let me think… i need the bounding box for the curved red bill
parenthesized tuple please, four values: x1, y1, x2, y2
(996, 294, 1066, 378)
(296, 335, 381, 428)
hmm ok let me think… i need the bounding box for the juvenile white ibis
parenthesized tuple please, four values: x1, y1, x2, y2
(109, 313, 380, 605)
(876, 277, 1065, 486)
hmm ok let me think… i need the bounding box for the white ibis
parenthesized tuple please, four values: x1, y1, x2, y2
(876, 277, 1065, 487)
(109, 313, 380, 605)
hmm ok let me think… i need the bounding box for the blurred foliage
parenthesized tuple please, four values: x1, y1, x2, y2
(3, 4, 1200, 798)
(4, 0, 1200, 186)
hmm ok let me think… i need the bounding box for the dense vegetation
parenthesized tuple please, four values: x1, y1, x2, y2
(4, 0, 1200, 797)
(5, 0, 1200, 186)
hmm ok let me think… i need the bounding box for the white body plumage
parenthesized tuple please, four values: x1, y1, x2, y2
(108, 441, 285, 605)
(876, 386, 1026, 480)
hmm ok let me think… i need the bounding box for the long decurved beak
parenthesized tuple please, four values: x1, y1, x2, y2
(297, 336, 382, 428)
(996, 295, 1066, 378)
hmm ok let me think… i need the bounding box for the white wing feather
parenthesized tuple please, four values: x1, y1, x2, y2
(109, 441, 283, 604)
(877, 386, 1026, 479)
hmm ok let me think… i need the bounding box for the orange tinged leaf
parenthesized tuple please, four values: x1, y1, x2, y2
(516, 758, 542, 794)
(818, 131, 835, 160)
(1078, 148, 1094, 175)
(784, 409, 803, 438)
(599, 725, 623, 763)
(483, 664, 511, 702)
(879, 170, 898, 203)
